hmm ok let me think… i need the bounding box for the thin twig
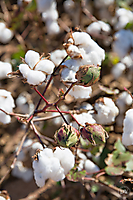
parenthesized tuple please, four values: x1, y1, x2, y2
(0, 130, 28, 186)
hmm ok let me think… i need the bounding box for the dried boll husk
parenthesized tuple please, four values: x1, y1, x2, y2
(75, 65, 101, 87)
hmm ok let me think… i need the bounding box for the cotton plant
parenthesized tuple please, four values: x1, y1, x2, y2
(32, 147, 75, 187)
(122, 108, 133, 146)
(0, 89, 15, 124)
(0, 61, 12, 80)
(19, 50, 55, 85)
(94, 97, 119, 125)
(0, 22, 14, 44)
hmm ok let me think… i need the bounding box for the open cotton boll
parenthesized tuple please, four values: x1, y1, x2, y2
(73, 111, 96, 127)
(50, 49, 67, 66)
(63, 0, 75, 12)
(12, 161, 33, 182)
(62, 59, 82, 72)
(37, 0, 54, 13)
(86, 21, 111, 34)
(111, 62, 126, 79)
(113, 29, 133, 59)
(46, 20, 60, 35)
(122, 109, 133, 146)
(35, 59, 55, 74)
(0, 61, 12, 79)
(94, 97, 119, 125)
(68, 85, 92, 99)
(34, 172, 46, 187)
(42, 3, 58, 21)
(26, 70, 46, 85)
(54, 147, 75, 175)
(116, 91, 132, 114)
(0, 90, 15, 124)
(85, 159, 100, 174)
(0, 28, 13, 44)
(30, 142, 44, 157)
(61, 68, 77, 82)
(25, 50, 40, 69)
(67, 45, 82, 58)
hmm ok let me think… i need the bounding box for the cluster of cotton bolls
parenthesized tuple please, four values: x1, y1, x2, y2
(12, 139, 44, 182)
(0, 61, 12, 80)
(19, 50, 55, 85)
(116, 92, 132, 126)
(0, 89, 15, 124)
(0, 22, 14, 44)
(32, 147, 75, 187)
(37, 0, 60, 35)
(122, 108, 133, 146)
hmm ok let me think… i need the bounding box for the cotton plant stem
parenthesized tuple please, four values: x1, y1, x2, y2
(0, 130, 28, 186)
(55, 105, 69, 125)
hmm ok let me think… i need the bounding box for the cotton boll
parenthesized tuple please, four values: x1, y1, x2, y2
(54, 147, 75, 175)
(35, 59, 55, 74)
(73, 111, 96, 126)
(41, 148, 54, 158)
(94, 97, 119, 125)
(68, 85, 92, 99)
(26, 70, 46, 85)
(116, 91, 132, 113)
(112, 29, 133, 59)
(0, 62, 12, 79)
(0, 90, 15, 124)
(30, 142, 44, 157)
(46, 20, 60, 35)
(42, 2, 58, 21)
(62, 59, 82, 72)
(0, 197, 5, 200)
(37, 0, 54, 13)
(86, 21, 111, 35)
(0, 22, 6, 33)
(0, 28, 13, 44)
(61, 68, 77, 82)
(84, 159, 99, 174)
(50, 49, 67, 66)
(111, 63, 126, 79)
(122, 109, 133, 146)
(25, 50, 40, 69)
(67, 44, 82, 58)
(63, 0, 75, 12)
(12, 161, 33, 182)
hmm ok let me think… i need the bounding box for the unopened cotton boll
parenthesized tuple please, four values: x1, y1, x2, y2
(0, 90, 15, 124)
(111, 62, 126, 79)
(25, 50, 40, 69)
(50, 49, 67, 66)
(68, 85, 92, 99)
(0, 61, 12, 79)
(12, 161, 33, 182)
(94, 97, 119, 125)
(85, 159, 100, 174)
(122, 109, 133, 146)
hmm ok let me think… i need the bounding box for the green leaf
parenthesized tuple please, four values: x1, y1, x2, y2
(66, 168, 86, 182)
(105, 166, 124, 176)
(125, 155, 133, 171)
(114, 139, 126, 153)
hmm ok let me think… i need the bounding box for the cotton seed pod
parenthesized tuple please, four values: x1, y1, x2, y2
(54, 124, 79, 147)
(75, 65, 101, 87)
(80, 123, 109, 145)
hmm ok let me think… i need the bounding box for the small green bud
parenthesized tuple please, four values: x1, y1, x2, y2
(80, 123, 109, 145)
(76, 65, 101, 87)
(54, 124, 79, 147)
